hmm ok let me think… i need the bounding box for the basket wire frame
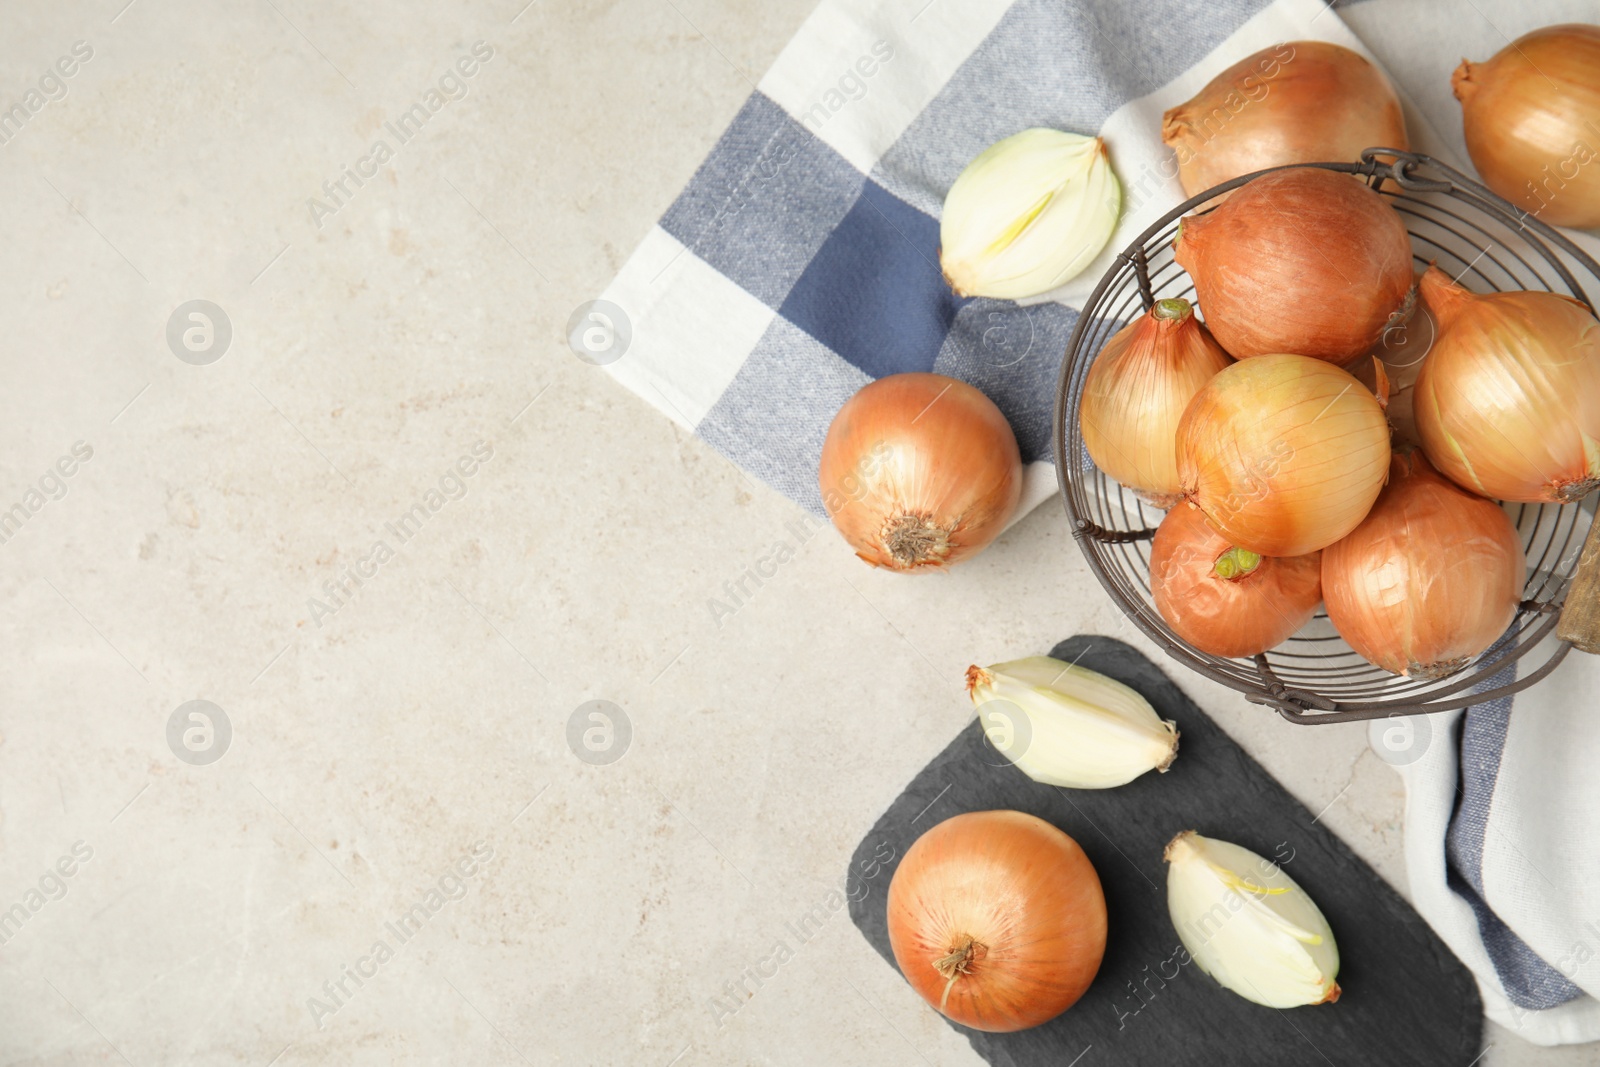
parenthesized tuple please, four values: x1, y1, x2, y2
(1053, 150, 1598, 724)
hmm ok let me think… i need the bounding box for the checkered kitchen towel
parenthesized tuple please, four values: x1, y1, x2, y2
(596, 0, 1600, 1046)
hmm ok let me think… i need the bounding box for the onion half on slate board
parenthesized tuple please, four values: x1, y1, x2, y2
(847, 636, 1482, 1066)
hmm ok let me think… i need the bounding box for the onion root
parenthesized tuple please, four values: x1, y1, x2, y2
(883, 513, 952, 567)
(934, 936, 987, 1013)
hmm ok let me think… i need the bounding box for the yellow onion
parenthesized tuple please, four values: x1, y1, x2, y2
(1454, 25, 1600, 229)
(1080, 298, 1233, 506)
(1174, 168, 1414, 363)
(1163, 41, 1409, 198)
(1414, 266, 1600, 503)
(1150, 504, 1322, 659)
(819, 373, 1022, 570)
(888, 811, 1106, 1031)
(1177, 354, 1391, 557)
(1323, 451, 1525, 678)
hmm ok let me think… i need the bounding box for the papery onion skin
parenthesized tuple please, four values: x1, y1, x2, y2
(1174, 167, 1414, 363)
(1365, 268, 1437, 449)
(1081, 298, 1233, 506)
(1151, 504, 1322, 658)
(819, 373, 1022, 570)
(1413, 266, 1600, 503)
(1323, 451, 1525, 678)
(887, 810, 1106, 1032)
(1163, 41, 1409, 198)
(1177, 354, 1391, 557)
(1454, 25, 1600, 229)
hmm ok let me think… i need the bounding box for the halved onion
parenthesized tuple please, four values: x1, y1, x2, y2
(1151, 504, 1322, 658)
(1323, 451, 1525, 678)
(1413, 266, 1600, 503)
(1173, 167, 1414, 364)
(1177, 354, 1391, 557)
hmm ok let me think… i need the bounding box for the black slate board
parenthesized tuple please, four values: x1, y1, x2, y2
(848, 636, 1482, 1066)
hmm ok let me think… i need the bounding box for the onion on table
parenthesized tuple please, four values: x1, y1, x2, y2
(1176, 354, 1391, 558)
(818, 373, 1022, 570)
(1454, 24, 1600, 229)
(1173, 167, 1414, 363)
(1323, 450, 1525, 679)
(1150, 504, 1322, 659)
(1163, 40, 1408, 197)
(887, 810, 1106, 1032)
(1413, 266, 1600, 503)
(1079, 297, 1232, 507)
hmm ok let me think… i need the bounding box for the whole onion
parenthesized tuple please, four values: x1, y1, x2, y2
(1413, 266, 1600, 503)
(1151, 504, 1322, 659)
(1163, 41, 1409, 198)
(887, 810, 1106, 1032)
(1080, 298, 1232, 506)
(1177, 354, 1391, 557)
(1454, 25, 1600, 229)
(1323, 451, 1526, 678)
(819, 374, 1022, 570)
(1174, 167, 1414, 363)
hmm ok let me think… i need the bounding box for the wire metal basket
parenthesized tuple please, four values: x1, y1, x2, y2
(1053, 149, 1600, 725)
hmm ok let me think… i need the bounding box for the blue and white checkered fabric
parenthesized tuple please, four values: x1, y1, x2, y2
(601, 0, 1600, 1045)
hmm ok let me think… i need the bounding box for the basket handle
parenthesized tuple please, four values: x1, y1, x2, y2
(1557, 514, 1600, 653)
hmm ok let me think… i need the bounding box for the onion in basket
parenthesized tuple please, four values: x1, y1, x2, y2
(1323, 450, 1525, 679)
(1177, 354, 1391, 558)
(1413, 266, 1600, 504)
(1080, 298, 1232, 507)
(1150, 504, 1322, 659)
(1173, 167, 1414, 364)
